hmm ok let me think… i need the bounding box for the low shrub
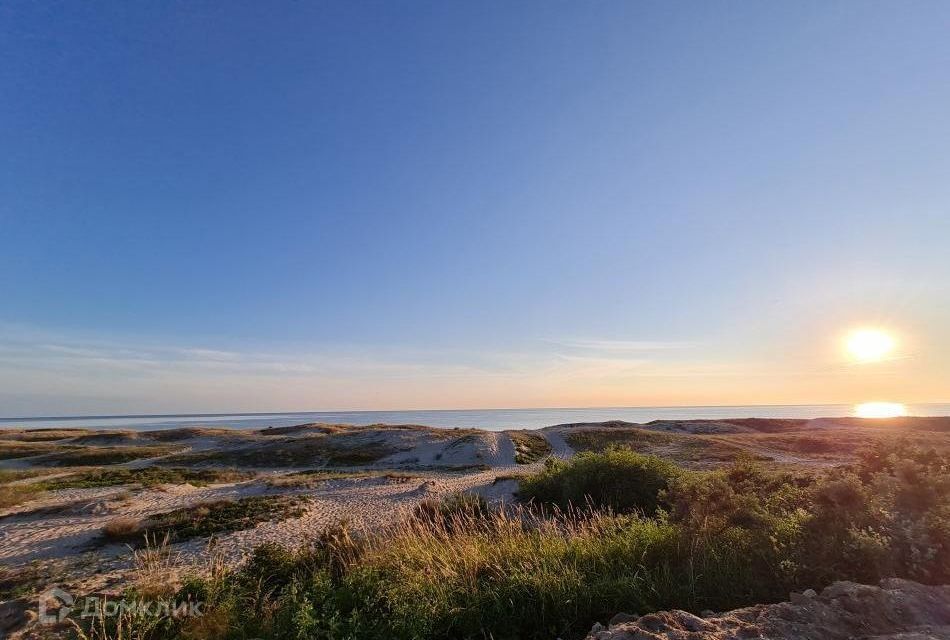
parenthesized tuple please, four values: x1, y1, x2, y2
(796, 439, 950, 585)
(519, 446, 680, 514)
(103, 516, 145, 541)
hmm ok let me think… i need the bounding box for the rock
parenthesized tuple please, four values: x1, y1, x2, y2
(609, 612, 640, 627)
(700, 610, 716, 618)
(586, 579, 950, 639)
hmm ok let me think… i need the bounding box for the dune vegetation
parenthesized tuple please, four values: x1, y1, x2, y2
(72, 438, 950, 640)
(100, 495, 312, 547)
(35, 467, 255, 490)
(509, 430, 553, 464)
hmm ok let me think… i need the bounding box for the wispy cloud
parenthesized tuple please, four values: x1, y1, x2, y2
(0, 325, 518, 382)
(551, 338, 692, 352)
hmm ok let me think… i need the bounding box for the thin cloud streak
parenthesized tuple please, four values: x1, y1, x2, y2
(548, 338, 693, 352)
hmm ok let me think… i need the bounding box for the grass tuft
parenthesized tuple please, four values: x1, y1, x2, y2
(509, 430, 553, 464)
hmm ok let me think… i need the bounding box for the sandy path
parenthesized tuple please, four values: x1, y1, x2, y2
(481, 432, 516, 466)
(540, 428, 574, 458)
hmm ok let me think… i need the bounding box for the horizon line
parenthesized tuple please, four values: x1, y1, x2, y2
(3, 400, 950, 423)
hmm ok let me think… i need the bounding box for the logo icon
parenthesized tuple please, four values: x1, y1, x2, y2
(38, 587, 74, 625)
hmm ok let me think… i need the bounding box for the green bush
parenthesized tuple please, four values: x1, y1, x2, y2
(519, 446, 680, 515)
(797, 440, 950, 585)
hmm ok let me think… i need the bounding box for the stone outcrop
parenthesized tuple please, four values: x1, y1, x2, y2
(587, 579, 950, 640)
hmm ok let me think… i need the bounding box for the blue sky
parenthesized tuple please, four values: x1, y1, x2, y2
(1, 2, 948, 415)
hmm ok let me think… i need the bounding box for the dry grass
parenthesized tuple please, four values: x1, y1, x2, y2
(129, 533, 184, 599)
(718, 427, 950, 462)
(174, 504, 693, 640)
(0, 440, 71, 459)
(112, 490, 134, 504)
(144, 427, 249, 442)
(0, 428, 94, 441)
(0, 483, 45, 509)
(0, 468, 56, 484)
(103, 516, 145, 541)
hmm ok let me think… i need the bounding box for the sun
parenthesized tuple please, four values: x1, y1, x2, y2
(846, 328, 895, 362)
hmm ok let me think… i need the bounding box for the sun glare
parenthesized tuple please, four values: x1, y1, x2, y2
(846, 328, 895, 362)
(855, 402, 907, 419)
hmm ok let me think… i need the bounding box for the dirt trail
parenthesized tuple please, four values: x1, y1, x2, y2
(481, 431, 516, 466)
(540, 428, 574, 458)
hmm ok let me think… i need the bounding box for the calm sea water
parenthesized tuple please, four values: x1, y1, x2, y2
(1, 404, 948, 431)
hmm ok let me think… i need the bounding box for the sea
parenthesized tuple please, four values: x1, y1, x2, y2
(1, 403, 948, 432)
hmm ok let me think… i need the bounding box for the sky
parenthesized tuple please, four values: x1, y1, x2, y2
(1, 2, 949, 416)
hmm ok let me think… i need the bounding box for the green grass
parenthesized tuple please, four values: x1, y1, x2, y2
(32, 445, 180, 467)
(3, 467, 250, 511)
(34, 467, 254, 490)
(509, 431, 552, 464)
(152, 504, 783, 640)
(165, 436, 397, 468)
(102, 494, 311, 545)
